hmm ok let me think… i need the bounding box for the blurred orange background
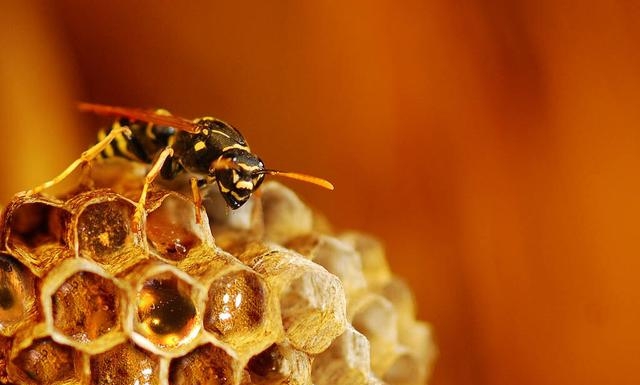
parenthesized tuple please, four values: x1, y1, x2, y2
(2, 1, 640, 384)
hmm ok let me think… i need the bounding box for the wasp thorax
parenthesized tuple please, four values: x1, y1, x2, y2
(212, 149, 265, 209)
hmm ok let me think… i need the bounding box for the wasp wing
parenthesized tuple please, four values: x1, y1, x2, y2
(78, 102, 200, 133)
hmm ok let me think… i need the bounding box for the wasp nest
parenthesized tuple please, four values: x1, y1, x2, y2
(0, 163, 436, 384)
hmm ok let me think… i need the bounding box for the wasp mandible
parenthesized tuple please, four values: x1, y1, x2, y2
(28, 103, 333, 228)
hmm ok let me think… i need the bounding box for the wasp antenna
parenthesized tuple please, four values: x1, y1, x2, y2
(261, 170, 334, 190)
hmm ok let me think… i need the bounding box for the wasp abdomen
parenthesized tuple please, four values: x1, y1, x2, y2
(99, 118, 176, 164)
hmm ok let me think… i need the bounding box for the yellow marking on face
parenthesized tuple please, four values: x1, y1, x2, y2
(222, 143, 250, 152)
(231, 191, 249, 201)
(232, 170, 240, 183)
(194, 141, 207, 152)
(238, 163, 261, 172)
(219, 184, 230, 193)
(236, 180, 254, 190)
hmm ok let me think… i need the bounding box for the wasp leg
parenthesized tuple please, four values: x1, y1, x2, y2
(132, 146, 174, 231)
(190, 177, 204, 224)
(27, 125, 132, 195)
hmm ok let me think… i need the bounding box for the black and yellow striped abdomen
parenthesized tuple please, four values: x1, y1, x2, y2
(98, 117, 176, 164)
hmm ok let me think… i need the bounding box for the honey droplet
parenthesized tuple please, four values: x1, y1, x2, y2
(146, 195, 202, 261)
(136, 273, 198, 348)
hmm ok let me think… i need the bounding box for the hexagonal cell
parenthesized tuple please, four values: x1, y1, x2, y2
(382, 348, 425, 385)
(69, 190, 146, 274)
(0, 253, 38, 336)
(52, 274, 123, 345)
(146, 193, 210, 261)
(260, 182, 313, 244)
(133, 269, 201, 355)
(289, 235, 368, 301)
(3, 196, 71, 276)
(204, 269, 266, 338)
(312, 326, 371, 385)
(11, 337, 78, 385)
(169, 343, 237, 385)
(339, 232, 391, 290)
(351, 294, 399, 376)
(203, 268, 279, 357)
(41, 258, 128, 354)
(90, 342, 160, 385)
(243, 248, 346, 354)
(245, 343, 312, 385)
(396, 321, 436, 381)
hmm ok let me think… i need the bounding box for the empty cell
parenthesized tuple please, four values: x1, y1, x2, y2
(51, 271, 122, 343)
(203, 270, 267, 339)
(146, 195, 204, 261)
(4, 198, 71, 276)
(136, 272, 199, 350)
(90, 342, 160, 385)
(0, 253, 37, 336)
(5, 201, 67, 250)
(12, 337, 77, 384)
(169, 343, 235, 385)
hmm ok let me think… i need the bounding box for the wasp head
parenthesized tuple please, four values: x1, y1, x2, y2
(211, 149, 266, 209)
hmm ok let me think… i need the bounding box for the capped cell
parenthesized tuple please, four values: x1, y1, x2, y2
(243, 248, 346, 354)
(0, 253, 38, 336)
(382, 347, 426, 385)
(339, 232, 392, 291)
(289, 235, 368, 301)
(41, 258, 128, 353)
(260, 182, 313, 244)
(312, 326, 372, 385)
(351, 294, 399, 376)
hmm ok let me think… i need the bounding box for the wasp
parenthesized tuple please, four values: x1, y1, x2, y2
(28, 103, 333, 228)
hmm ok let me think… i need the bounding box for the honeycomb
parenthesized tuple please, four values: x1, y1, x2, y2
(0, 160, 436, 385)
